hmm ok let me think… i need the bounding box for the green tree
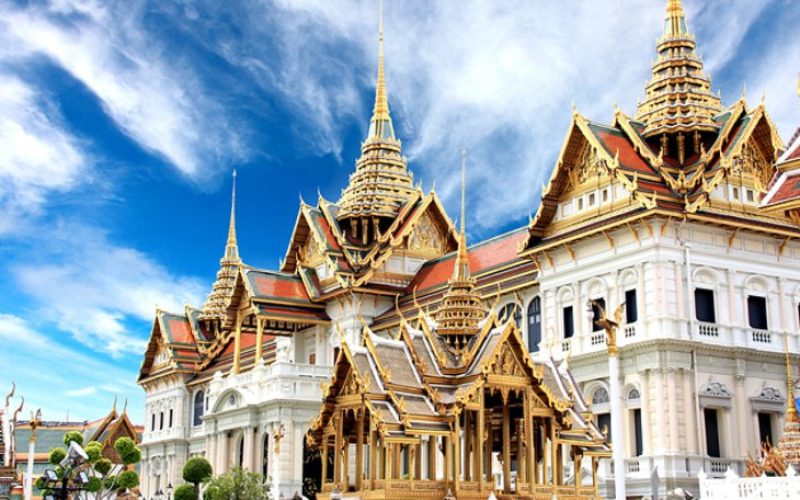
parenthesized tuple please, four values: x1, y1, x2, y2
(174, 484, 199, 500)
(182, 456, 213, 489)
(35, 433, 142, 500)
(204, 468, 269, 500)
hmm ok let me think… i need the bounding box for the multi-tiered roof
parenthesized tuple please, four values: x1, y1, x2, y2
(636, 0, 722, 145)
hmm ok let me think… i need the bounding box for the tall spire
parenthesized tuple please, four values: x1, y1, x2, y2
(199, 170, 242, 322)
(777, 332, 800, 468)
(785, 332, 797, 423)
(435, 151, 485, 353)
(337, 0, 416, 244)
(635, 0, 722, 143)
(224, 169, 240, 263)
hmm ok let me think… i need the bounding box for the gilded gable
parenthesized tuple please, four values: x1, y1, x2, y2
(407, 211, 446, 256)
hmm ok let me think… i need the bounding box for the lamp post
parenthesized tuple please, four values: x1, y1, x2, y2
(24, 409, 41, 500)
(167, 482, 173, 500)
(587, 299, 626, 499)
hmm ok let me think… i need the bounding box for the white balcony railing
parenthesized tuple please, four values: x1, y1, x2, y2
(590, 332, 606, 346)
(626, 459, 640, 473)
(751, 330, 771, 344)
(624, 324, 637, 338)
(698, 322, 719, 337)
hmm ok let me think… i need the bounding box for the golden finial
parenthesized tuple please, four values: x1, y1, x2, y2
(228, 169, 238, 247)
(368, 0, 392, 139)
(664, 0, 687, 37)
(112, 395, 118, 413)
(785, 332, 797, 422)
(453, 149, 470, 282)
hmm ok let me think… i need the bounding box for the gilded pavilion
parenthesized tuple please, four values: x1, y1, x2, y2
(137, 0, 800, 498)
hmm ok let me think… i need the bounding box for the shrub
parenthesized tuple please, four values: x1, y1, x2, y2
(182, 456, 213, 486)
(85, 441, 103, 463)
(63, 431, 83, 446)
(49, 448, 66, 465)
(94, 458, 113, 475)
(174, 484, 198, 500)
(86, 477, 103, 493)
(204, 468, 268, 500)
(114, 437, 141, 465)
(116, 470, 139, 489)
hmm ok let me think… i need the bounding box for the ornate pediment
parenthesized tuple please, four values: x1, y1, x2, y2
(562, 144, 610, 196)
(407, 211, 446, 256)
(699, 381, 733, 399)
(751, 386, 786, 403)
(298, 234, 326, 267)
(491, 346, 526, 378)
(727, 140, 773, 192)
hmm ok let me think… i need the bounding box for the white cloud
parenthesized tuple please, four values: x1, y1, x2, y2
(65, 386, 98, 397)
(0, 314, 142, 421)
(0, 0, 244, 178)
(221, 0, 793, 231)
(0, 73, 88, 234)
(11, 222, 205, 356)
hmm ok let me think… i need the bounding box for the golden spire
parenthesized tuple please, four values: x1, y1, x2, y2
(337, 0, 415, 243)
(199, 170, 242, 322)
(635, 0, 722, 141)
(785, 332, 797, 422)
(435, 150, 485, 352)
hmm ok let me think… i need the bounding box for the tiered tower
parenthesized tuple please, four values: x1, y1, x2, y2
(434, 152, 485, 352)
(778, 334, 800, 468)
(635, 0, 723, 164)
(199, 171, 241, 322)
(337, 2, 416, 245)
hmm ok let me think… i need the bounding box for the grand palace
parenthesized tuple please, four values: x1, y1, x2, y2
(137, 0, 800, 498)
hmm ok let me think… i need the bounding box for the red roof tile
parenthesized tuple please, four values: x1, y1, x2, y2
(766, 176, 800, 206)
(595, 130, 654, 174)
(249, 272, 311, 301)
(165, 317, 194, 343)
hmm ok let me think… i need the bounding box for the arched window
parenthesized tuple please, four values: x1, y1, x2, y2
(592, 387, 610, 405)
(628, 388, 641, 401)
(193, 391, 205, 426)
(498, 303, 522, 328)
(527, 297, 541, 353)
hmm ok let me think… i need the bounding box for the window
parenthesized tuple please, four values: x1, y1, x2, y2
(591, 298, 606, 332)
(592, 388, 610, 405)
(577, 198, 584, 211)
(695, 288, 716, 323)
(498, 303, 522, 327)
(193, 391, 205, 426)
(588, 193, 596, 206)
(563, 306, 575, 338)
(527, 297, 542, 353)
(602, 189, 609, 203)
(758, 412, 774, 447)
(597, 413, 611, 442)
(262, 434, 270, 479)
(704, 408, 721, 457)
(732, 187, 740, 200)
(168, 409, 173, 428)
(747, 296, 768, 330)
(309, 353, 317, 365)
(632, 409, 643, 456)
(237, 436, 245, 468)
(151, 413, 156, 432)
(625, 289, 638, 323)
(746, 189, 755, 203)
(159, 412, 164, 431)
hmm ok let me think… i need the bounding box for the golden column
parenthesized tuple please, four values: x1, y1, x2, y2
(502, 403, 511, 492)
(355, 409, 364, 491)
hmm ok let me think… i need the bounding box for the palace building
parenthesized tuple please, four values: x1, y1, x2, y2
(137, 0, 800, 498)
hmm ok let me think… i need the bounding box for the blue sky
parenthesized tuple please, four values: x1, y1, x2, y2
(0, 0, 798, 423)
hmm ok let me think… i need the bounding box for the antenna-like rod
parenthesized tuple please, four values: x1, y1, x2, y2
(785, 332, 797, 421)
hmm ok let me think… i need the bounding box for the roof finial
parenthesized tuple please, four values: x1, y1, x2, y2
(112, 395, 118, 413)
(225, 169, 240, 262)
(453, 149, 470, 282)
(785, 332, 797, 422)
(366, 0, 394, 141)
(664, 0, 687, 37)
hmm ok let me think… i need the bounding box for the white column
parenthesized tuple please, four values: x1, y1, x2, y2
(682, 370, 698, 454)
(244, 428, 256, 471)
(641, 370, 653, 455)
(24, 438, 35, 500)
(667, 369, 679, 452)
(609, 354, 626, 499)
(654, 369, 666, 454)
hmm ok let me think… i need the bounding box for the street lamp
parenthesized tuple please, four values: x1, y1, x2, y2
(167, 482, 173, 500)
(587, 299, 626, 499)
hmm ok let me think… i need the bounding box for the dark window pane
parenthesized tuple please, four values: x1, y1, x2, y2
(704, 408, 720, 457)
(758, 412, 774, 447)
(625, 289, 638, 323)
(597, 413, 611, 442)
(563, 306, 574, 338)
(169, 409, 173, 428)
(695, 289, 716, 323)
(748, 296, 768, 330)
(528, 297, 542, 352)
(633, 409, 643, 456)
(194, 391, 205, 426)
(592, 298, 606, 332)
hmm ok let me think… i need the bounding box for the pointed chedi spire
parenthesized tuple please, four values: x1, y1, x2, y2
(434, 150, 486, 354)
(635, 0, 722, 150)
(200, 170, 242, 322)
(337, 0, 416, 245)
(777, 332, 800, 468)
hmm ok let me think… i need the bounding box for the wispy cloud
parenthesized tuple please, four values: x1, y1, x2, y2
(0, 314, 141, 421)
(0, 0, 245, 179)
(0, 73, 88, 234)
(210, 0, 794, 231)
(11, 222, 205, 356)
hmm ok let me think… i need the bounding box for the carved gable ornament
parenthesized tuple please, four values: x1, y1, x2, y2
(298, 234, 325, 267)
(408, 212, 445, 255)
(728, 141, 772, 192)
(699, 381, 733, 408)
(751, 385, 786, 412)
(564, 144, 609, 194)
(491, 346, 526, 378)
